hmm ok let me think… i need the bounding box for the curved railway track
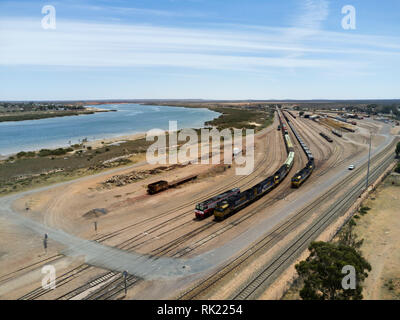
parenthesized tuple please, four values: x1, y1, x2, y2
(16, 118, 289, 300)
(107, 130, 285, 253)
(16, 117, 390, 301)
(232, 151, 396, 300)
(289, 115, 349, 178)
(177, 138, 397, 300)
(93, 127, 281, 245)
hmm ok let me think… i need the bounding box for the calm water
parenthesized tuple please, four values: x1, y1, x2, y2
(0, 104, 220, 155)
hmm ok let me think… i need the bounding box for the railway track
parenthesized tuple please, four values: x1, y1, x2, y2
(93, 127, 280, 245)
(296, 118, 348, 177)
(17, 264, 91, 300)
(289, 116, 327, 162)
(0, 254, 63, 286)
(17, 120, 285, 300)
(232, 151, 395, 300)
(98, 128, 284, 251)
(287, 112, 363, 182)
(177, 139, 397, 300)
(84, 274, 140, 300)
(131, 111, 297, 259)
(16, 116, 385, 301)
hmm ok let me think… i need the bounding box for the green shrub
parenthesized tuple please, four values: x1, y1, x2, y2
(38, 148, 68, 157)
(16, 151, 36, 158)
(359, 206, 371, 215)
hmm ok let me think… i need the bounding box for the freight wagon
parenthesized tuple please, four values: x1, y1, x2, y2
(285, 134, 294, 151)
(319, 132, 333, 143)
(332, 130, 342, 137)
(147, 181, 169, 194)
(286, 110, 297, 119)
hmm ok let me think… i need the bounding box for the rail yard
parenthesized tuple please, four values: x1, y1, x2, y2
(0, 106, 398, 301)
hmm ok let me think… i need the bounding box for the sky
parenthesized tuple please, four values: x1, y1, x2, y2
(0, 0, 399, 100)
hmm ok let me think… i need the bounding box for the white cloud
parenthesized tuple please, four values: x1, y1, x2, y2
(296, 0, 329, 30)
(0, 17, 399, 72)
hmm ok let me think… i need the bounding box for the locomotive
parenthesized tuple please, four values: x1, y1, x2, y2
(291, 159, 315, 188)
(195, 188, 240, 219)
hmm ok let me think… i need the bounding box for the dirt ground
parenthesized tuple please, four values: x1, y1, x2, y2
(355, 173, 400, 300)
(0, 112, 390, 300)
(280, 165, 400, 301)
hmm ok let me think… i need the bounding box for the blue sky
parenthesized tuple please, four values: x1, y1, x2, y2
(0, 0, 399, 100)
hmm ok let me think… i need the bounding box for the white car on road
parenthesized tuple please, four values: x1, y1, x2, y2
(348, 165, 355, 170)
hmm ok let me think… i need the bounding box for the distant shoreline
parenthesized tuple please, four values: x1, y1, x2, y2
(0, 103, 221, 158)
(0, 107, 115, 123)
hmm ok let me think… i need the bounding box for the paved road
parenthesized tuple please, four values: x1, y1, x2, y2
(0, 120, 396, 281)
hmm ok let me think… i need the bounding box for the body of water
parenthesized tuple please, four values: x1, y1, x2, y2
(0, 104, 220, 155)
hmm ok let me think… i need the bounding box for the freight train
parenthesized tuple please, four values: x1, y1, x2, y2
(332, 130, 342, 138)
(282, 111, 315, 188)
(213, 109, 295, 221)
(319, 132, 333, 143)
(286, 110, 297, 119)
(214, 151, 294, 221)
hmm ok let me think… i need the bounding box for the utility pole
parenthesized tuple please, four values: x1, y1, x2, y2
(123, 271, 128, 296)
(43, 233, 48, 254)
(366, 132, 372, 190)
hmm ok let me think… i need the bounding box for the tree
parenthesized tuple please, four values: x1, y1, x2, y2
(396, 142, 400, 158)
(295, 241, 371, 300)
(395, 162, 400, 174)
(338, 219, 364, 250)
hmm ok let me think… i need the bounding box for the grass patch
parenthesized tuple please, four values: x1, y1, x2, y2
(0, 138, 155, 195)
(204, 106, 274, 131)
(359, 206, 371, 216)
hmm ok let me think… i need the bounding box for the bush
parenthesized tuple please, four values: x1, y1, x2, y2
(38, 148, 69, 157)
(16, 151, 36, 158)
(359, 206, 371, 215)
(395, 162, 400, 174)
